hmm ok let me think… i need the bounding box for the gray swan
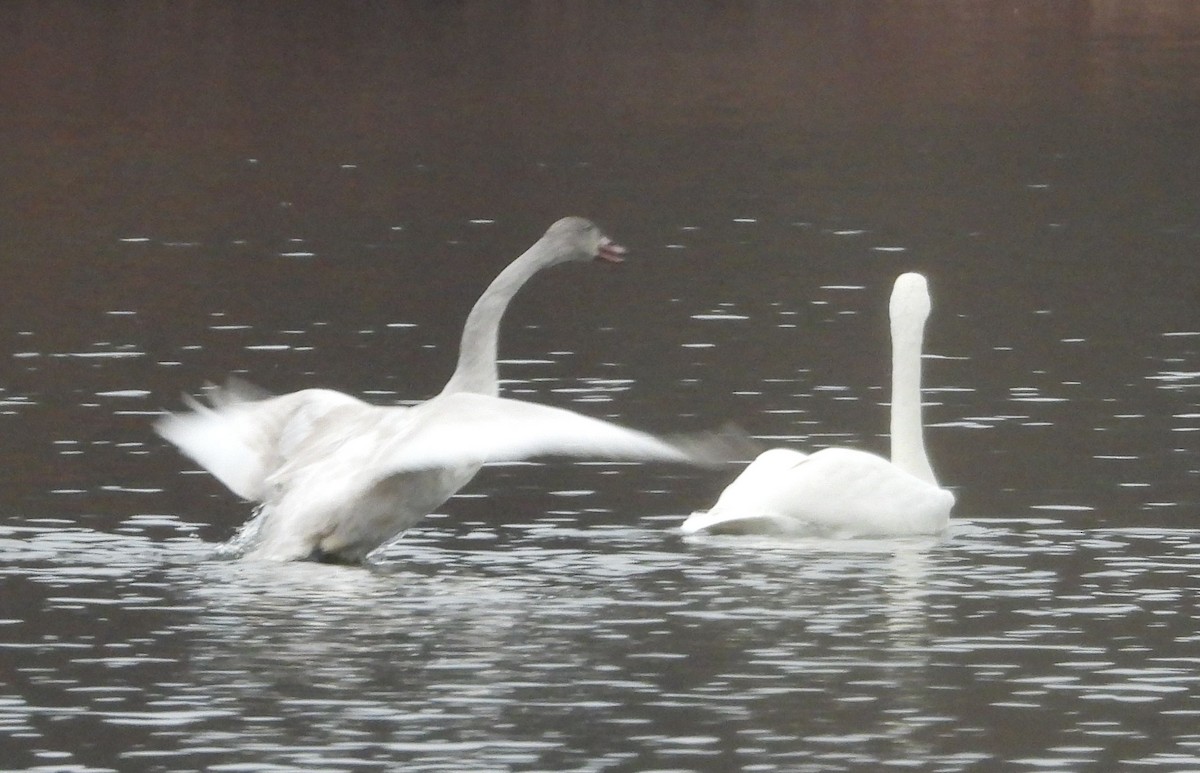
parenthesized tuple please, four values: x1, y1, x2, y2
(158, 217, 750, 562)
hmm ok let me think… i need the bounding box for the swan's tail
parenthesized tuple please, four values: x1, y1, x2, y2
(679, 508, 805, 536)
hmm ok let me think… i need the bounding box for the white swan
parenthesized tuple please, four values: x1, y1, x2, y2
(680, 272, 954, 538)
(158, 217, 751, 563)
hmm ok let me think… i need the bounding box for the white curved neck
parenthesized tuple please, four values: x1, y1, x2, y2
(440, 237, 554, 397)
(889, 306, 938, 486)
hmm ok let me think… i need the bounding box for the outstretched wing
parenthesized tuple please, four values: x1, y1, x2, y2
(367, 393, 758, 477)
(154, 380, 370, 502)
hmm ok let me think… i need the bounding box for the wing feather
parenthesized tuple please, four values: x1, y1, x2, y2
(368, 393, 755, 476)
(154, 383, 367, 501)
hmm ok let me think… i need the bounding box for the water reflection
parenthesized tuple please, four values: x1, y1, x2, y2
(3, 493, 1200, 769)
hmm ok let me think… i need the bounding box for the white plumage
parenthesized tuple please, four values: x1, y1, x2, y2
(681, 272, 955, 538)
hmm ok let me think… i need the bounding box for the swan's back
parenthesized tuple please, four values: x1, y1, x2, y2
(771, 448, 952, 536)
(683, 447, 952, 537)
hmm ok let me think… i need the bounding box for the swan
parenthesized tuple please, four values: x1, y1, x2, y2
(680, 272, 954, 538)
(157, 216, 751, 563)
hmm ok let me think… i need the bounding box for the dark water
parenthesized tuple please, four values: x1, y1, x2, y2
(2, 2, 1199, 770)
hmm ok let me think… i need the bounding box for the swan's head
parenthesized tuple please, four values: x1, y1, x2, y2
(889, 272, 931, 327)
(542, 216, 627, 265)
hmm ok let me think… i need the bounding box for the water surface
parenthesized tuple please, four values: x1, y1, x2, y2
(1, 3, 1198, 771)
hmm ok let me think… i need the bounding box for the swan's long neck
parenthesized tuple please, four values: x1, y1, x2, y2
(440, 237, 556, 397)
(888, 275, 938, 486)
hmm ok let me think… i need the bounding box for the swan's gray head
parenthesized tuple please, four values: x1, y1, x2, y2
(542, 216, 627, 265)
